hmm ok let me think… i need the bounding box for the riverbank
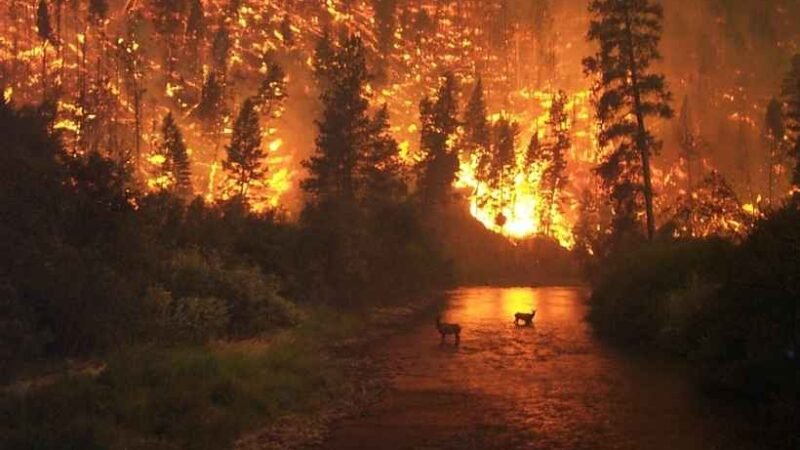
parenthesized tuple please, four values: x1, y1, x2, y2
(0, 296, 443, 450)
(587, 212, 800, 449)
(236, 295, 444, 450)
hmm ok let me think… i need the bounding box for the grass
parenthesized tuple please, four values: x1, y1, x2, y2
(0, 308, 362, 450)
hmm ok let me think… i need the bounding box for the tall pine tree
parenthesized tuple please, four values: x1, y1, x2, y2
(418, 73, 460, 209)
(464, 77, 490, 167)
(158, 112, 192, 198)
(583, 0, 674, 241)
(303, 34, 371, 204)
(301, 34, 376, 306)
(540, 90, 570, 236)
(488, 117, 520, 226)
(358, 105, 405, 206)
(224, 98, 265, 199)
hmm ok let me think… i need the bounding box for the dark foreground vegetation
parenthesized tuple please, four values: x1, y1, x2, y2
(0, 79, 454, 446)
(0, 55, 564, 446)
(587, 206, 800, 448)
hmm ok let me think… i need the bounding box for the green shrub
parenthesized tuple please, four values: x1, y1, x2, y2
(171, 297, 230, 343)
(214, 264, 300, 335)
(164, 249, 299, 338)
(588, 207, 800, 445)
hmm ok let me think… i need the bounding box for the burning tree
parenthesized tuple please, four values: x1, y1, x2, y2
(279, 14, 294, 48)
(35, 0, 53, 97)
(256, 58, 287, 119)
(583, 0, 674, 241)
(765, 98, 786, 207)
(782, 54, 800, 191)
(676, 95, 702, 196)
(211, 25, 231, 78)
(372, 0, 398, 81)
(487, 117, 520, 226)
(667, 171, 753, 240)
(530, 0, 557, 88)
(463, 77, 491, 167)
(572, 187, 605, 271)
(184, 0, 206, 79)
(539, 90, 570, 237)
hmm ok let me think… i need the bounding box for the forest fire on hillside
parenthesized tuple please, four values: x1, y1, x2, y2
(1, 0, 797, 248)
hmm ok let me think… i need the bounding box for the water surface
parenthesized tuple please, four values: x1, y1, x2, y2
(322, 287, 756, 450)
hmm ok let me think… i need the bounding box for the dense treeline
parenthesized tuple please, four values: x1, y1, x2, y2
(0, 25, 461, 447)
(0, 76, 447, 379)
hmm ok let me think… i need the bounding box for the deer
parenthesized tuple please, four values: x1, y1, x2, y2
(435, 316, 461, 344)
(514, 309, 536, 326)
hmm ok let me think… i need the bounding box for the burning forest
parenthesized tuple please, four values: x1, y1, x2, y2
(1, 0, 800, 449)
(5, 0, 797, 248)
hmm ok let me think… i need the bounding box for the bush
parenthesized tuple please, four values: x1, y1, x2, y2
(171, 297, 230, 343)
(164, 249, 299, 338)
(695, 206, 800, 437)
(588, 238, 734, 345)
(588, 207, 800, 446)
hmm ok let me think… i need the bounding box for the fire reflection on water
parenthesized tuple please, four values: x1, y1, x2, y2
(325, 287, 753, 450)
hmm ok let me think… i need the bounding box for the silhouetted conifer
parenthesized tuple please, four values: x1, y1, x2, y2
(584, 0, 674, 241)
(224, 98, 264, 198)
(418, 73, 460, 208)
(159, 113, 192, 198)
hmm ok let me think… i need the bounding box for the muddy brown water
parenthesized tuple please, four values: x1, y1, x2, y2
(321, 287, 760, 450)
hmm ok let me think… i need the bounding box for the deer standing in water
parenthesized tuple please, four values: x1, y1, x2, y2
(435, 316, 461, 344)
(514, 310, 536, 326)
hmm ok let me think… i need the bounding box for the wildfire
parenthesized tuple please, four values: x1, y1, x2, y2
(2, 0, 785, 248)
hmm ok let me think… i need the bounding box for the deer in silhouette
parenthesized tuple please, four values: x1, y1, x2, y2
(514, 310, 536, 326)
(435, 316, 461, 344)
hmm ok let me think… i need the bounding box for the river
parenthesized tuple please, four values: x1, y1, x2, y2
(321, 287, 760, 450)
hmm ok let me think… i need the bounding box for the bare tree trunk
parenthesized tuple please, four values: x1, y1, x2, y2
(41, 41, 48, 100)
(624, 10, 656, 241)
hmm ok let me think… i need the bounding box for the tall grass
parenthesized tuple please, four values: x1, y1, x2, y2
(0, 308, 359, 450)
